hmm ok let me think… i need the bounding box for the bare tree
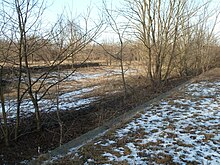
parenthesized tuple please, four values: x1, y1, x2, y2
(13, 0, 47, 132)
(0, 66, 9, 146)
(174, 1, 220, 76)
(121, 0, 188, 86)
(96, 1, 129, 95)
(119, 0, 219, 86)
(0, 0, 103, 142)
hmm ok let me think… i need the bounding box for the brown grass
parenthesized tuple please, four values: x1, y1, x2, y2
(0, 63, 192, 164)
(192, 67, 220, 82)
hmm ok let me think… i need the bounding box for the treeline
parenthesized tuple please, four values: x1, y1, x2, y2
(0, 0, 220, 147)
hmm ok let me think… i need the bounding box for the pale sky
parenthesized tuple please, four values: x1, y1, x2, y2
(44, 0, 220, 41)
(45, 0, 122, 23)
(44, 0, 124, 41)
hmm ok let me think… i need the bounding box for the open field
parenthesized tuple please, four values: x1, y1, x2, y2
(0, 64, 146, 120)
(1, 66, 219, 164)
(41, 69, 220, 164)
(1, 63, 159, 163)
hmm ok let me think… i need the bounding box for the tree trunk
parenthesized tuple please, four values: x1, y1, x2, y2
(0, 68, 9, 146)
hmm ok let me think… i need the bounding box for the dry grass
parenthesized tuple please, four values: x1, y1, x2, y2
(47, 71, 220, 164)
(3, 64, 145, 100)
(192, 67, 220, 82)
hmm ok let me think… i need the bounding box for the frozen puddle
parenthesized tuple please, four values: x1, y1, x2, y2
(50, 80, 220, 164)
(0, 86, 98, 120)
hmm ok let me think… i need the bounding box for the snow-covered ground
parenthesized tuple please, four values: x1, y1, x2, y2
(49, 80, 220, 164)
(0, 86, 98, 120)
(32, 67, 138, 83)
(0, 67, 139, 121)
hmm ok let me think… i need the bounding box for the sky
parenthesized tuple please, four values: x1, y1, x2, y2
(45, 0, 122, 23)
(44, 0, 124, 42)
(43, 0, 220, 42)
